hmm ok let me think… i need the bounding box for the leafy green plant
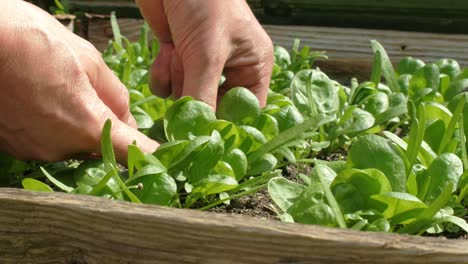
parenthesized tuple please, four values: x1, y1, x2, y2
(50, 0, 70, 15)
(8, 14, 468, 237)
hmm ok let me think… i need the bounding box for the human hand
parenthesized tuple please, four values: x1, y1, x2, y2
(136, 0, 274, 108)
(0, 1, 158, 162)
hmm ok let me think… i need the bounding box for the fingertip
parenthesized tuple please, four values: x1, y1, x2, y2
(111, 119, 159, 163)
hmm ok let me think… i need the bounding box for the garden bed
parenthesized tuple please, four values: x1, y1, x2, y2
(2, 10, 467, 263)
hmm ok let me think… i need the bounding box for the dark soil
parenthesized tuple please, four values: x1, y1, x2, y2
(209, 188, 276, 220)
(208, 164, 316, 221)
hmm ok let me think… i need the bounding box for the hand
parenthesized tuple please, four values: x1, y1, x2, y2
(0, 1, 158, 162)
(136, 0, 274, 108)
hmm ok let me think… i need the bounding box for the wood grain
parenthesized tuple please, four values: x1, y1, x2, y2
(0, 188, 467, 264)
(82, 19, 468, 81)
(263, 25, 468, 81)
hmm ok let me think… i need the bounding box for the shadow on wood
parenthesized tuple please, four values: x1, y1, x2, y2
(0, 188, 467, 263)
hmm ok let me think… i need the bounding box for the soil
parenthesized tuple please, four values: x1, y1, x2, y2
(209, 188, 276, 220)
(208, 164, 314, 221)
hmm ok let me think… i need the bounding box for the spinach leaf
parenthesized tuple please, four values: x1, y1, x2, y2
(348, 135, 407, 192)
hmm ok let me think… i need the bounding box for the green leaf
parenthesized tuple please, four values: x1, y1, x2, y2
(370, 40, 400, 93)
(366, 218, 391, 232)
(370, 50, 382, 86)
(374, 93, 408, 125)
(425, 102, 453, 127)
(127, 144, 147, 179)
(153, 140, 190, 168)
(271, 105, 304, 133)
(255, 114, 280, 140)
(100, 120, 140, 203)
(348, 134, 407, 192)
(397, 57, 425, 75)
(268, 177, 306, 212)
(445, 79, 468, 101)
(223, 149, 248, 181)
(188, 130, 225, 183)
(238, 125, 267, 153)
(290, 69, 339, 117)
(131, 106, 154, 129)
(165, 98, 216, 140)
(331, 168, 391, 214)
(41, 167, 73, 193)
(101, 119, 117, 172)
(73, 160, 105, 186)
(361, 92, 389, 116)
(274, 46, 291, 67)
(132, 173, 177, 206)
(22, 178, 53, 193)
(315, 165, 346, 228)
(288, 200, 336, 226)
(408, 64, 440, 99)
(371, 192, 427, 220)
(331, 107, 375, 138)
(401, 183, 453, 234)
(436, 59, 460, 81)
(191, 174, 238, 195)
(247, 153, 278, 175)
(110, 12, 122, 49)
(217, 87, 260, 125)
(424, 119, 446, 153)
(248, 114, 334, 163)
(423, 153, 463, 203)
(209, 120, 240, 151)
(406, 103, 426, 172)
(74, 168, 106, 187)
(433, 215, 468, 233)
(439, 94, 466, 154)
(133, 164, 166, 180)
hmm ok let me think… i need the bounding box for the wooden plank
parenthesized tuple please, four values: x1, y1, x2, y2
(263, 25, 468, 81)
(261, 0, 468, 34)
(67, 0, 468, 33)
(83, 19, 468, 81)
(0, 188, 467, 263)
(85, 15, 146, 51)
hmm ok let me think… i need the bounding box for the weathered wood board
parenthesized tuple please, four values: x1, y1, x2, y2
(264, 25, 468, 81)
(67, 0, 468, 33)
(81, 18, 468, 82)
(0, 188, 467, 263)
(84, 14, 146, 51)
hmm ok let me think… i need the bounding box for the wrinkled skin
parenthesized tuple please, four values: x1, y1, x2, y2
(136, 0, 274, 108)
(0, 0, 273, 163)
(0, 1, 158, 162)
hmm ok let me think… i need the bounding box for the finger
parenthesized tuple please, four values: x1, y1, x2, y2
(81, 90, 159, 163)
(182, 53, 226, 109)
(110, 118, 159, 164)
(150, 43, 174, 97)
(135, 0, 172, 43)
(87, 58, 137, 128)
(170, 50, 184, 98)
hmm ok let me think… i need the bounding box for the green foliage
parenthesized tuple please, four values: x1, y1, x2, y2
(3, 15, 466, 237)
(269, 39, 468, 236)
